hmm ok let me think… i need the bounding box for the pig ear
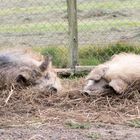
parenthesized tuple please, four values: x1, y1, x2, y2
(16, 72, 30, 85)
(86, 67, 108, 81)
(86, 74, 101, 81)
(39, 55, 52, 72)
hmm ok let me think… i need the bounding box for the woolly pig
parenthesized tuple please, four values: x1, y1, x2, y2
(83, 53, 140, 95)
(0, 49, 62, 94)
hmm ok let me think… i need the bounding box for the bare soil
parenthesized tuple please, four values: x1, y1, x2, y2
(0, 123, 140, 140)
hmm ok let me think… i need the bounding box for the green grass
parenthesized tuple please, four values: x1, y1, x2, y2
(33, 43, 140, 68)
(0, 5, 66, 16)
(127, 119, 140, 128)
(79, 43, 140, 65)
(0, 0, 139, 16)
(87, 132, 101, 140)
(65, 120, 91, 129)
(78, 20, 140, 32)
(33, 46, 69, 68)
(0, 19, 139, 33)
(0, 22, 68, 33)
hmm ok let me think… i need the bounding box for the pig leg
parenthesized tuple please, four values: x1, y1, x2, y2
(109, 79, 128, 94)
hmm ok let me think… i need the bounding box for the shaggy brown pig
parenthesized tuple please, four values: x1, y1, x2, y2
(0, 49, 62, 94)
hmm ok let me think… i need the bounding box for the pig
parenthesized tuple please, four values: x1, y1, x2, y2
(83, 53, 140, 95)
(0, 49, 62, 94)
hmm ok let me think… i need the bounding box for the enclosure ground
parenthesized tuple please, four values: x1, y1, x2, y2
(0, 122, 140, 140)
(0, 78, 140, 140)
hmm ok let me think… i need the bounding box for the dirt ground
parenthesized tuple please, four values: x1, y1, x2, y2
(0, 123, 140, 140)
(0, 78, 140, 140)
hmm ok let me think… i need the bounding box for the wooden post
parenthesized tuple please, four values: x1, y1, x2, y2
(55, 66, 94, 77)
(67, 0, 78, 72)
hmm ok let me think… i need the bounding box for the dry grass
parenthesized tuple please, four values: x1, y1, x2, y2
(0, 78, 140, 127)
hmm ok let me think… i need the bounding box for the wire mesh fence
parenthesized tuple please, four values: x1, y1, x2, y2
(76, 0, 140, 67)
(0, 0, 68, 47)
(0, 0, 140, 69)
(77, 0, 140, 45)
(71, 0, 140, 68)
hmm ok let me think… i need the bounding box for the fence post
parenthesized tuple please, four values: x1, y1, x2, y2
(67, 0, 78, 72)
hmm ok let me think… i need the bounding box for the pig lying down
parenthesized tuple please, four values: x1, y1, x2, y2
(84, 53, 140, 95)
(0, 49, 62, 94)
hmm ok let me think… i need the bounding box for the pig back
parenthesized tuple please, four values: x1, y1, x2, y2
(0, 53, 39, 89)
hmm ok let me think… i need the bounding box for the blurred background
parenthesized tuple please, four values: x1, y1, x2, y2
(0, 0, 140, 68)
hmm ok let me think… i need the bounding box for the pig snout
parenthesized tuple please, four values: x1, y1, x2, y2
(34, 84, 58, 95)
(83, 80, 94, 95)
(48, 78, 62, 94)
(83, 79, 110, 95)
(48, 86, 58, 94)
(36, 76, 62, 95)
(46, 82, 62, 94)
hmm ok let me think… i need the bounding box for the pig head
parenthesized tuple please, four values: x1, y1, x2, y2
(0, 52, 62, 94)
(83, 66, 111, 95)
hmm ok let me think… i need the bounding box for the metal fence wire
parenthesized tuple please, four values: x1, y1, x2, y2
(0, 0, 140, 69)
(77, 0, 140, 45)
